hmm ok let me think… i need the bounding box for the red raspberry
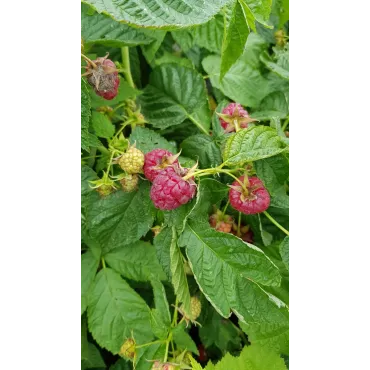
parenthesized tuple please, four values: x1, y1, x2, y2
(219, 103, 252, 133)
(85, 56, 120, 100)
(150, 167, 196, 210)
(144, 149, 179, 182)
(229, 176, 270, 214)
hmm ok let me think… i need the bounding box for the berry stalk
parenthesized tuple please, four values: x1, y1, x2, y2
(121, 46, 135, 88)
(263, 211, 289, 236)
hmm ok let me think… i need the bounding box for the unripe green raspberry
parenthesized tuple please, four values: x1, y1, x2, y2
(96, 184, 115, 197)
(119, 338, 136, 360)
(190, 296, 201, 320)
(120, 174, 139, 192)
(118, 147, 144, 174)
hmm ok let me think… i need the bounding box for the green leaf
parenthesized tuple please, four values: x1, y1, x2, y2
(104, 241, 167, 282)
(260, 51, 289, 79)
(181, 135, 222, 168)
(139, 64, 208, 129)
(150, 279, 171, 339)
(110, 358, 131, 370)
(220, 1, 250, 80)
(81, 343, 106, 369)
(153, 226, 173, 280)
(88, 132, 103, 148)
(88, 268, 153, 353)
(154, 51, 194, 69)
(163, 198, 199, 235)
(199, 304, 241, 352)
(190, 357, 203, 370)
(279, 236, 289, 270)
(141, 31, 167, 63)
(172, 322, 199, 355)
(81, 4, 156, 47)
(90, 79, 139, 108)
(129, 126, 176, 154)
(81, 78, 91, 152)
(91, 111, 115, 139)
(81, 316, 89, 360)
(240, 316, 289, 355)
(190, 178, 228, 219)
(81, 250, 100, 315)
(178, 156, 197, 168)
(179, 221, 288, 328)
(203, 54, 274, 108)
(240, 0, 273, 27)
(251, 91, 289, 121)
(170, 227, 192, 318)
(82, 0, 231, 30)
(86, 182, 155, 253)
(81, 166, 98, 208)
(171, 15, 224, 53)
(223, 126, 287, 164)
(204, 344, 287, 370)
(254, 154, 289, 208)
(194, 14, 225, 53)
(245, 214, 273, 247)
(135, 343, 166, 370)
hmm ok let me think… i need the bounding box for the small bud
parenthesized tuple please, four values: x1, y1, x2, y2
(119, 338, 136, 360)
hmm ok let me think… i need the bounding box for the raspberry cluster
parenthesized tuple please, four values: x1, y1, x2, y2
(144, 149, 196, 210)
(209, 208, 254, 243)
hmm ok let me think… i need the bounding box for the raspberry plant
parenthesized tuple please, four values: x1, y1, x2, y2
(81, 1, 289, 369)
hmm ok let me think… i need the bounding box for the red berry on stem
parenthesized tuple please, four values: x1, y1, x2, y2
(229, 176, 270, 214)
(219, 103, 254, 133)
(144, 149, 180, 182)
(150, 167, 196, 210)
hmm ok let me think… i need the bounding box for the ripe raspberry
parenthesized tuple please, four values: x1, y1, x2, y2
(118, 147, 145, 174)
(218, 103, 254, 133)
(120, 174, 139, 192)
(84, 55, 120, 100)
(119, 338, 136, 360)
(229, 176, 270, 214)
(150, 167, 196, 210)
(144, 149, 179, 182)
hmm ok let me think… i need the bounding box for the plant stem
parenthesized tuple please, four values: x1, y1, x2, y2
(171, 297, 179, 327)
(114, 118, 133, 139)
(237, 212, 241, 236)
(263, 211, 289, 236)
(163, 333, 172, 362)
(101, 258, 106, 269)
(222, 199, 230, 216)
(105, 149, 118, 178)
(121, 47, 135, 88)
(282, 117, 289, 131)
(187, 114, 209, 136)
(135, 340, 166, 349)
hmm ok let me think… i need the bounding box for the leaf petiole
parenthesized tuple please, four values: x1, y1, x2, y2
(263, 211, 289, 236)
